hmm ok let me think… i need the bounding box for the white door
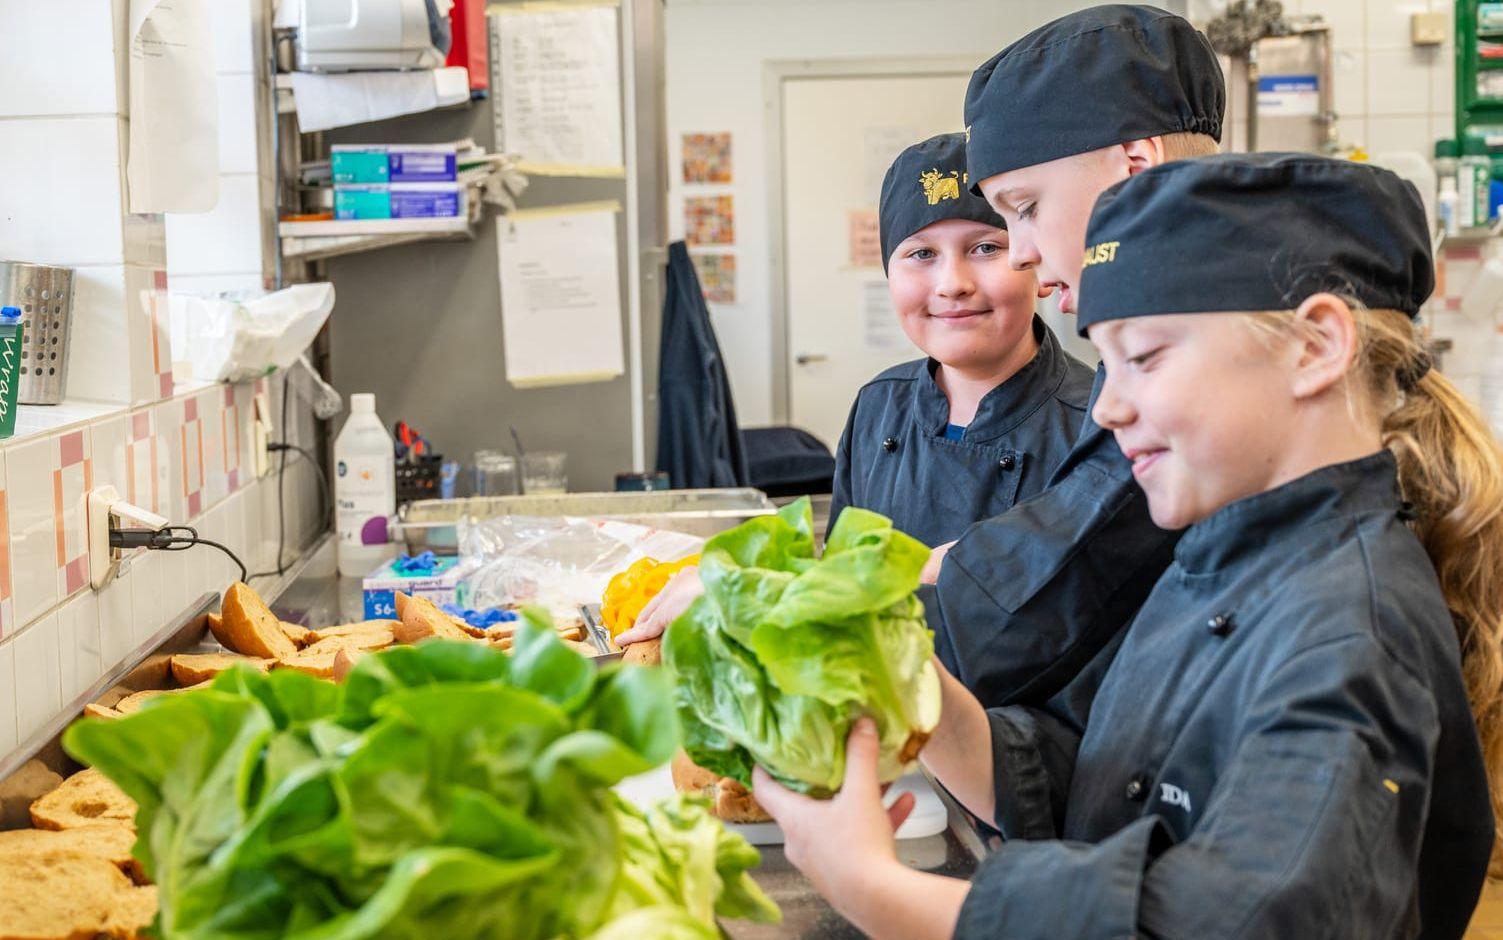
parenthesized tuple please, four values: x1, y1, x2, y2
(781, 71, 971, 450)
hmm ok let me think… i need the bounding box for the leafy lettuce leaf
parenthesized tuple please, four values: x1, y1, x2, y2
(63, 613, 775, 939)
(664, 499, 941, 793)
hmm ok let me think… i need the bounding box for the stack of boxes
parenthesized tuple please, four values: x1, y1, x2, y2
(331, 144, 463, 220)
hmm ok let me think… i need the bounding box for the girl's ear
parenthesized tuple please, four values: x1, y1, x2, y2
(1121, 137, 1169, 175)
(1288, 293, 1360, 401)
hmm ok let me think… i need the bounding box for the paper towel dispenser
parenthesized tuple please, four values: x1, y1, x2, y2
(296, 0, 453, 72)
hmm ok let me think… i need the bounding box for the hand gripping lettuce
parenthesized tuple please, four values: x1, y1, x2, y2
(663, 498, 942, 794)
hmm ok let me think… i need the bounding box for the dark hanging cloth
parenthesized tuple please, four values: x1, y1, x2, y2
(655, 240, 750, 489)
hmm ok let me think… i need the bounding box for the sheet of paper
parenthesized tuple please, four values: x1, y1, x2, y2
(290, 67, 469, 133)
(496, 202, 625, 387)
(491, 3, 625, 176)
(128, 0, 218, 213)
(861, 277, 910, 351)
(863, 125, 919, 201)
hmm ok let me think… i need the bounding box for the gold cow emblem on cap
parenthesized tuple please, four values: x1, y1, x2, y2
(920, 168, 962, 205)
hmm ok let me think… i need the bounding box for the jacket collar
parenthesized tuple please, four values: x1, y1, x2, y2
(914, 316, 1074, 443)
(1174, 450, 1402, 575)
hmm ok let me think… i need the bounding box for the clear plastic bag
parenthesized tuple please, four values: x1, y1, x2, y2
(459, 515, 702, 620)
(171, 282, 335, 382)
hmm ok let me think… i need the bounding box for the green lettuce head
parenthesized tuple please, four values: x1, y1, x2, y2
(663, 498, 942, 794)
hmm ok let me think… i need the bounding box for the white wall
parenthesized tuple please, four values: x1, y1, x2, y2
(666, 0, 1458, 427)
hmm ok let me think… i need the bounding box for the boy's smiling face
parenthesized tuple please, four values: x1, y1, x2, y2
(977, 147, 1137, 314)
(887, 219, 1043, 375)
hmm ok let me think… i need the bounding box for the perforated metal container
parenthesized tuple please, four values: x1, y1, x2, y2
(0, 261, 75, 405)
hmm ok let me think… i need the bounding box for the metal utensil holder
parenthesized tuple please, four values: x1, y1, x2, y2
(0, 261, 75, 405)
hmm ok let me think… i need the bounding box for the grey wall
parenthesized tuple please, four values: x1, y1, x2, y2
(323, 97, 641, 493)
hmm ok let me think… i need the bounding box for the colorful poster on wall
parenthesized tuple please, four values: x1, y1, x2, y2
(685, 195, 735, 246)
(848, 209, 882, 268)
(682, 132, 732, 183)
(692, 252, 736, 303)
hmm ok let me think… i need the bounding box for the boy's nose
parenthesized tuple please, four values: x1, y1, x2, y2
(935, 257, 975, 297)
(1091, 373, 1134, 430)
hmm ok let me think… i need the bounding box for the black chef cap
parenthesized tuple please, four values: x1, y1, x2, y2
(1075, 152, 1434, 336)
(879, 133, 1007, 273)
(964, 5, 1225, 188)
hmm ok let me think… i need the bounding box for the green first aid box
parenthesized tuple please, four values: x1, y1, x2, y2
(330, 150, 390, 184)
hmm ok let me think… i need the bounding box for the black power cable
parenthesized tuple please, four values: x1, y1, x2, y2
(110, 524, 249, 583)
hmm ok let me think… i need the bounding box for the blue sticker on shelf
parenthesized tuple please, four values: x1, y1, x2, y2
(1257, 74, 1320, 117)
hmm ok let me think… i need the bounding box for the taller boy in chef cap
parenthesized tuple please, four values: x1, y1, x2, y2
(920, 5, 1225, 707)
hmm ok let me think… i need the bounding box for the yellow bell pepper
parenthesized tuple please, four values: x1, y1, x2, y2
(601, 554, 700, 637)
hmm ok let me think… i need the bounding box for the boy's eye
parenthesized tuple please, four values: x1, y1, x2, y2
(908, 247, 936, 261)
(1126, 346, 1165, 368)
(972, 242, 1002, 256)
(1016, 202, 1036, 221)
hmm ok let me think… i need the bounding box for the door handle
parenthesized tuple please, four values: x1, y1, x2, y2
(795, 353, 829, 366)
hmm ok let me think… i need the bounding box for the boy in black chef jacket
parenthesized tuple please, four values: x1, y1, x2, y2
(754, 154, 1500, 940)
(827, 133, 1093, 548)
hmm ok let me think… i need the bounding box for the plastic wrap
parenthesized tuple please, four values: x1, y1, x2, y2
(460, 515, 702, 620)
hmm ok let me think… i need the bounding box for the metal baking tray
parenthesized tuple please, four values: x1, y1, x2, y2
(392, 488, 777, 554)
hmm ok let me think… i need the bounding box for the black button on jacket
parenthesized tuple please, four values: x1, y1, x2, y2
(828, 316, 1093, 549)
(955, 453, 1493, 940)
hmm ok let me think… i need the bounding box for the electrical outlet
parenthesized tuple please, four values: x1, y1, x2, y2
(1412, 11, 1447, 46)
(87, 485, 170, 588)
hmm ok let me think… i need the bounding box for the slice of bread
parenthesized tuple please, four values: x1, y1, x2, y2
(278, 621, 318, 648)
(669, 751, 771, 824)
(0, 824, 144, 884)
(393, 592, 472, 644)
(0, 850, 156, 939)
(169, 652, 274, 686)
(331, 648, 366, 683)
(312, 620, 400, 641)
(30, 769, 137, 831)
(112, 684, 207, 716)
(303, 626, 394, 652)
(217, 582, 297, 660)
(276, 632, 391, 679)
(82, 703, 125, 721)
(621, 636, 661, 666)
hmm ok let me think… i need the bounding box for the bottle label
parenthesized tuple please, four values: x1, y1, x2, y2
(336, 455, 392, 546)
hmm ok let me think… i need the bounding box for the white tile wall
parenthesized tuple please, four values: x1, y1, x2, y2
(217, 73, 260, 176)
(1365, 47, 1434, 117)
(0, 641, 15, 755)
(58, 591, 102, 703)
(12, 613, 61, 742)
(165, 174, 265, 276)
(97, 566, 134, 673)
(127, 551, 163, 649)
(0, 1, 119, 118)
(0, 116, 127, 266)
(5, 436, 59, 626)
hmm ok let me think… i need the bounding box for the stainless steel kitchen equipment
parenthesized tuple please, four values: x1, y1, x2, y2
(392, 487, 778, 554)
(0, 260, 75, 405)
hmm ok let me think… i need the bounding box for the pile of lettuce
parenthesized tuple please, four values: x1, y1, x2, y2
(63, 615, 778, 939)
(663, 498, 942, 795)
